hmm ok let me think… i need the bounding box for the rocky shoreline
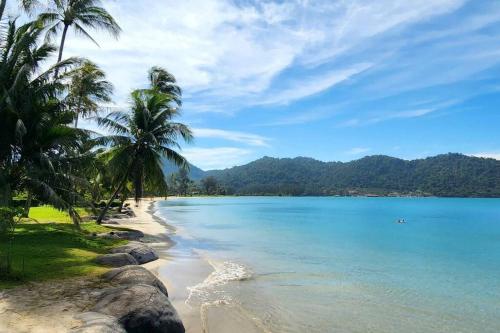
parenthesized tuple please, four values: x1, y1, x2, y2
(0, 200, 185, 333)
(73, 231, 184, 333)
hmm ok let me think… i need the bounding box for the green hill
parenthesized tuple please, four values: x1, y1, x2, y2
(161, 158, 206, 180)
(205, 153, 500, 197)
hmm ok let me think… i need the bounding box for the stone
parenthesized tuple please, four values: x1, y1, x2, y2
(92, 284, 184, 333)
(72, 312, 126, 333)
(113, 230, 144, 240)
(96, 230, 144, 241)
(95, 253, 138, 267)
(111, 241, 158, 264)
(103, 266, 168, 296)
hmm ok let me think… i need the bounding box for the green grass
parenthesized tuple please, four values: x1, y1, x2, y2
(27, 205, 91, 223)
(0, 206, 127, 289)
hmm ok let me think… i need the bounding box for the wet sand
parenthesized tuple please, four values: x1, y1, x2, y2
(112, 198, 265, 333)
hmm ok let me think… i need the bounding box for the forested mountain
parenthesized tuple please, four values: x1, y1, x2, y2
(202, 154, 500, 197)
(162, 158, 206, 180)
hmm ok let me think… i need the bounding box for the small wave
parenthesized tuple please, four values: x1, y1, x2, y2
(186, 260, 252, 305)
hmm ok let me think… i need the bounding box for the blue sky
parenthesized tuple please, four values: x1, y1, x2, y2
(19, 0, 500, 169)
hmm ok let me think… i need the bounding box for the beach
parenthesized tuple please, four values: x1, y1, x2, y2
(129, 198, 265, 333)
(2, 196, 499, 332)
(0, 198, 263, 333)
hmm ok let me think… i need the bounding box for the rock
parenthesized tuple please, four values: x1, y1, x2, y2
(111, 241, 158, 264)
(96, 230, 144, 241)
(95, 253, 139, 267)
(103, 266, 168, 296)
(72, 312, 126, 333)
(114, 230, 144, 240)
(92, 284, 184, 333)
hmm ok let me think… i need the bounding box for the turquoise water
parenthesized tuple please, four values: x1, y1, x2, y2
(156, 197, 500, 333)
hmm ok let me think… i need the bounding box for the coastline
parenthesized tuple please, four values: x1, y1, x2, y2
(0, 197, 264, 333)
(116, 197, 265, 333)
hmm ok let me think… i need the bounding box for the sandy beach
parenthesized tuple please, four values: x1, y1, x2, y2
(124, 198, 265, 333)
(0, 198, 263, 333)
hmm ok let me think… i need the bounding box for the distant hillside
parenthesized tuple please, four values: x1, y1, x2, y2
(205, 153, 500, 197)
(161, 158, 206, 180)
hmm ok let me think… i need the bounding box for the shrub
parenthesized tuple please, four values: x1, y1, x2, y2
(0, 207, 22, 236)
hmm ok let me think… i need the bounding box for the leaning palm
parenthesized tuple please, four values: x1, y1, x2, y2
(64, 60, 113, 127)
(22, 0, 121, 67)
(95, 89, 192, 223)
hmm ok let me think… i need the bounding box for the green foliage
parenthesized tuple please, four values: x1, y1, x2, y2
(208, 154, 500, 197)
(64, 60, 113, 127)
(0, 207, 22, 236)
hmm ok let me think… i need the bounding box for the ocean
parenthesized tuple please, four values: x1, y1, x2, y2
(155, 196, 500, 333)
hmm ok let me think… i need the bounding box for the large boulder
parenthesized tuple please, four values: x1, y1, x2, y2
(111, 241, 158, 264)
(95, 253, 138, 267)
(92, 284, 184, 333)
(72, 312, 126, 333)
(103, 266, 168, 296)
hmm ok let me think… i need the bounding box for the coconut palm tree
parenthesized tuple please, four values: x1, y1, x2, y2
(95, 88, 192, 223)
(64, 60, 113, 127)
(148, 66, 182, 106)
(21, 0, 121, 69)
(0, 12, 88, 225)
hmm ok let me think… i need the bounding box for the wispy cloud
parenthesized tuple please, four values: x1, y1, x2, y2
(181, 147, 253, 170)
(256, 63, 373, 106)
(339, 99, 462, 127)
(192, 128, 270, 147)
(50, 0, 472, 113)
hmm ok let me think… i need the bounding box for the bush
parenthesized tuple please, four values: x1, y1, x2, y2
(0, 207, 16, 235)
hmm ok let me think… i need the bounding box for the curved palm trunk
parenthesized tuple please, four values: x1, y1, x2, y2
(96, 174, 128, 224)
(96, 158, 136, 224)
(54, 24, 69, 77)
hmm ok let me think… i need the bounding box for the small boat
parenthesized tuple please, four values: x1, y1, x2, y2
(396, 218, 406, 224)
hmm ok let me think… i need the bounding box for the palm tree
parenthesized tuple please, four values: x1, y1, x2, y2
(148, 66, 182, 106)
(64, 60, 113, 127)
(0, 12, 88, 225)
(95, 87, 192, 223)
(21, 0, 121, 69)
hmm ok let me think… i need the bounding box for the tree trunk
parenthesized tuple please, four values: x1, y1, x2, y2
(54, 24, 69, 77)
(22, 191, 32, 217)
(0, 179, 10, 206)
(96, 173, 129, 224)
(68, 207, 81, 229)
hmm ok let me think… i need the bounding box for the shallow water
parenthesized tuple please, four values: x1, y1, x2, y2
(155, 197, 500, 333)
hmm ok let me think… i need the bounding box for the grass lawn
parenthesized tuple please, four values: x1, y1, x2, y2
(0, 206, 127, 289)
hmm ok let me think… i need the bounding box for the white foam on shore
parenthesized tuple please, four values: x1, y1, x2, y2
(186, 258, 252, 305)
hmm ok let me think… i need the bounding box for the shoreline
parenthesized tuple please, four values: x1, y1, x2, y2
(0, 197, 267, 333)
(135, 197, 266, 333)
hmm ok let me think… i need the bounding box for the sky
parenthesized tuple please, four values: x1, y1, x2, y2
(12, 0, 500, 170)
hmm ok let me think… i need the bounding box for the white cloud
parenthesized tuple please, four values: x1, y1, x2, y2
(339, 98, 463, 127)
(181, 147, 253, 170)
(347, 147, 370, 155)
(471, 152, 500, 160)
(257, 63, 372, 106)
(192, 128, 270, 147)
(52, 0, 468, 112)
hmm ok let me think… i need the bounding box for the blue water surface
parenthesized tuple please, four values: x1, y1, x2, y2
(156, 197, 500, 333)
